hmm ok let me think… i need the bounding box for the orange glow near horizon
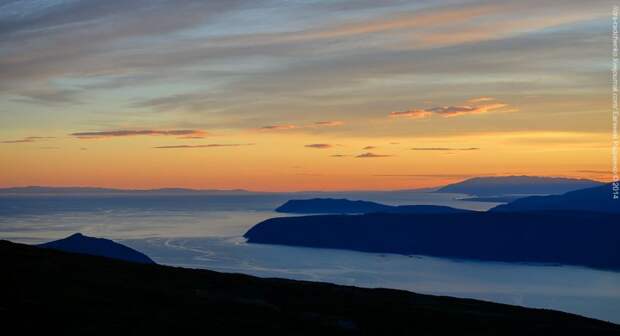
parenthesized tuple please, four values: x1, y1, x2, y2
(0, 130, 611, 191)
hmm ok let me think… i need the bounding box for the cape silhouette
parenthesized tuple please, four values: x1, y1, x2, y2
(38, 233, 155, 264)
(276, 198, 473, 214)
(247, 184, 620, 270)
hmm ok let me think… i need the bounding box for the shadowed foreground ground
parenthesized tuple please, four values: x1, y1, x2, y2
(1, 240, 618, 335)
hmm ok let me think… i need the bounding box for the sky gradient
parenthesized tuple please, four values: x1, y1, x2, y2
(0, 0, 615, 191)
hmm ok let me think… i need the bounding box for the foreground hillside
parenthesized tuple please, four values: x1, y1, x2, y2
(1, 240, 618, 335)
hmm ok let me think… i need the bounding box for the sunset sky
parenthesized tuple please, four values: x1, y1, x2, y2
(0, 0, 614, 191)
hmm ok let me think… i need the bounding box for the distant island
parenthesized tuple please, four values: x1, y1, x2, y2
(246, 184, 619, 270)
(276, 198, 474, 214)
(3, 239, 618, 334)
(39, 233, 155, 264)
(436, 176, 602, 196)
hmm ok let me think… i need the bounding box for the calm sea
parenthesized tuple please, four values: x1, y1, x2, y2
(1, 192, 618, 323)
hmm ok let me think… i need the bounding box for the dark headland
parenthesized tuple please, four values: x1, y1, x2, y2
(276, 198, 474, 214)
(246, 184, 620, 270)
(38, 233, 155, 264)
(1, 240, 618, 335)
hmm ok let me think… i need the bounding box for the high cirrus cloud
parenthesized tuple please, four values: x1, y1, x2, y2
(314, 121, 344, 127)
(154, 143, 254, 149)
(356, 152, 392, 158)
(258, 125, 298, 131)
(411, 147, 480, 151)
(259, 121, 344, 131)
(305, 143, 333, 149)
(389, 110, 432, 119)
(390, 98, 513, 119)
(71, 129, 208, 139)
(1, 136, 55, 144)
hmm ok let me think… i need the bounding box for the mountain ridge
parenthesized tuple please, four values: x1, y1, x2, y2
(38, 233, 155, 264)
(436, 176, 603, 196)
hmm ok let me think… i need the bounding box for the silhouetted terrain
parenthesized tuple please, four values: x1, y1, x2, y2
(245, 211, 620, 270)
(436, 176, 602, 196)
(276, 198, 473, 214)
(248, 184, 619, 269)
(1, 240, 618, 335)
(491, 184, 619, 213)
(38, 233, 155, 264)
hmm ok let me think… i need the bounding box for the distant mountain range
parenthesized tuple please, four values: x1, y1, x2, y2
(0, 186, 253, 195)
(3, 239, 618, 334)
(0, 176, 604, 197)
(247, 183, 619, 270)
(436, 176, 602, 196)
(276, 198, 474, 214)
(38, 233, 155, 264)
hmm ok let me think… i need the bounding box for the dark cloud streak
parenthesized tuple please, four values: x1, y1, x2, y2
(70, 129, 208, 139)
(410, 147, 480, 151)
(356, 152, 392, 158)
(154, 143, 254, 149)
(1, 136, 55, 144)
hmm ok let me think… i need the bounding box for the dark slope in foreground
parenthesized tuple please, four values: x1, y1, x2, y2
(1, 241, 618, 335)
(245, 211, 620, 270)
(436, 176, 602, 196)
(491, 184, 619, 213)
(276, 198, 473, 214)
(38, 233, 155, 264)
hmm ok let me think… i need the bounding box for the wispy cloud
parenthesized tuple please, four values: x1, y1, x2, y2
(1, 136, 55, 144)
(259, 121, 344, 132)
(411, 147, 480, 151)
(313, 121, 344, 127)
(154, 143, 254, 149)
(389, 110, 432, 119)
(258, 125, 298, 131)
(71, 129, 208, 139)
(362, 146, 376, 150)
(330, 154, 350, 157)
(467, 97, 495, 103)
(305, 143, 333, 149)
(390, 98, 514, 119)
(356, 152, 392, 158)
(427, 103, 510, 117)
(12, 88, 82, 105)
